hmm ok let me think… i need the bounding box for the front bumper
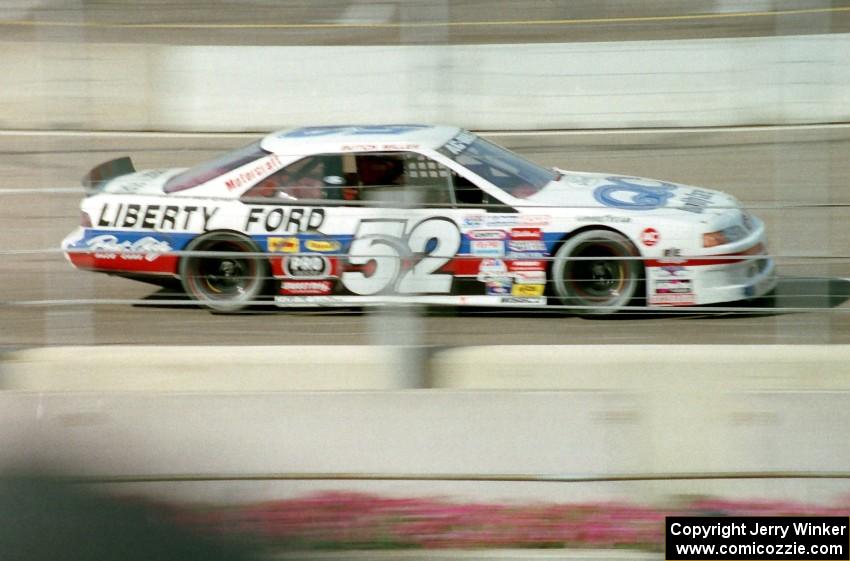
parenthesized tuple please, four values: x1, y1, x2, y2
(645, 209, 778, 309)
(647, 253, 776, 307)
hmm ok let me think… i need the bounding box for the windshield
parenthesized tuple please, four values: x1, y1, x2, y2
(164, 141, 268, 193)
(437, 132, 556, 198)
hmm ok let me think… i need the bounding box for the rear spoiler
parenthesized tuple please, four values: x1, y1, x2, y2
(82, 157, 135, 195)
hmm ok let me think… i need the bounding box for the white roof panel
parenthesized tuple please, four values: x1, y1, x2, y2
(261, 125, 461, 155)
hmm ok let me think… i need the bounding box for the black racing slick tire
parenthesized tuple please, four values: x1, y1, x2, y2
(179, 232, 269, 312)
(552, 229, 642, 316)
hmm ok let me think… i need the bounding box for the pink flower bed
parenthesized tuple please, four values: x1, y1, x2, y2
(176, 492, 850, 551)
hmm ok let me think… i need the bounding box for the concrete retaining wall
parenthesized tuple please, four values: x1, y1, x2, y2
(2, 33, 848, 131)
(0, 345, 406, 391)
(3, 344, 848, 392)
(1, 344, 849, 504)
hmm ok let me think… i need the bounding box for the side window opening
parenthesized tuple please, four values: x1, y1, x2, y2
(165, 141, 267, 193)
(454, 174, 483, 206)
(347, 152, 455, 206)
(406, 154, 455, 206)
(242, 155, 346, 201)
(438, 133, 556, 199)
(239, 151, 498, 209)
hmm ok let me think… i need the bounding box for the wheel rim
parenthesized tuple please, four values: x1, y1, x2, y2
(563, 243, 628, 305)
(189, 241, 258, 300)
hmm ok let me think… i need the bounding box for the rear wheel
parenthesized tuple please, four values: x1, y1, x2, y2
(552, 230, 642, 316)
(179, 232, 268, 312)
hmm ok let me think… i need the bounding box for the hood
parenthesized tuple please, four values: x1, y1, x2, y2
(101, 168, 186, 196)
(525, 170, 739, 221)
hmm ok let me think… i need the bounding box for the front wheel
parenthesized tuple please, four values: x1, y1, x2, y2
(551, 229, 643, 316)
(179, 232, 269, 312)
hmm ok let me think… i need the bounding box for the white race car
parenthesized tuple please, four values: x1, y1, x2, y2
(62, 125, 776, 314)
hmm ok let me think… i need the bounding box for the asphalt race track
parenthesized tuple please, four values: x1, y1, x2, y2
(1, 126, 849, 348)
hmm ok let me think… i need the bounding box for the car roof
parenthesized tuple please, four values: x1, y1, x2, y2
(261, 125, 462, 155)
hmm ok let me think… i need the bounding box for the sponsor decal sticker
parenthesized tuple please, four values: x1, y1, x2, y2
(470, 239, 505, 257)
(440, 130, 478, 156)
(655, 279, 693, 294)
(649, 269, 695, 305)
(477, 258, 508, 281)
(519, 215, 551, 226)
(284, 255, 330, 278)
(462, 215, 485, 228)
(509, 260, 546, 272)
(507, 240, 547, 257)
(656, 264, 689, 277)
(95, 204, 326, 234)
(576, 214, 632, 224)
(245, 207, 326, 233)
(511, 284, 545, 297)
(650, 292, 696, 305)
(510, 227, 542, 240)
(275, 295, 343, 305)
(464, 215, 551, 228)
(513, 270, 546, 284)
(641, 227, 660, 247)
(593, 176, 678, 211)
(280, 280, 333, 295)
(485, 277, 513, 295)
(488, 215, 551, 227)
(663, 248, 683, 258)
(268, 237, 299, 253)
(304, 239, 341, 253)
(468, 229, 507, 240)
(680, 189, 715, 214)
(85, 235, 171, 261)
(96, 203, 219, 232)
(223, 154, 284, 191)
(483, 216, 522, 227)
(501, 296, 546, 305)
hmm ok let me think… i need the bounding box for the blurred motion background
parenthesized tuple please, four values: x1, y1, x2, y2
(1, 0, 850, 558)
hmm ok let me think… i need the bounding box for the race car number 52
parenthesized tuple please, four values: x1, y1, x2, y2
(342, 218, 461, 295)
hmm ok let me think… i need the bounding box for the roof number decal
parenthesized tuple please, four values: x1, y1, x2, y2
(282, 125, 429, 138)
